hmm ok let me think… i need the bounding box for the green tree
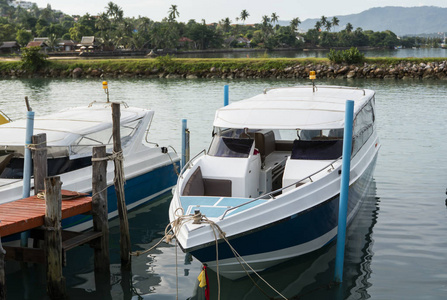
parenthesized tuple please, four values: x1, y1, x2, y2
(290, 17, 301, 34)
(16, 29, 33, 46)
(168, 5, 179, 22)
(320, 15, 327, 29)
(0, 23, 16, 41)
(240, 9, 249, 24)
(21, 46, 48, 71)
(331, 17, 339, 31)
(47, 33, 58, 51)
(271, 12, 279, 24)
(345, 22, 353, 33)
(219, 17, 231, 33)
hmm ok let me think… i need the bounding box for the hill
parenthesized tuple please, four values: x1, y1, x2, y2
(295, 6, 447, 36)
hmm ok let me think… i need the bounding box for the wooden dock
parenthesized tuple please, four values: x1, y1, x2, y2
(0, 190, 91, 238)
(0, 145, 112, 299)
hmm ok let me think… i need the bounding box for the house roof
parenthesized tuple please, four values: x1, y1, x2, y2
(58, 40, 76, 46)
(34, 37, 49, 42)
(80, 36, 95, 46)
(27, 41, 48, 47)
(0, 41, 20, 49)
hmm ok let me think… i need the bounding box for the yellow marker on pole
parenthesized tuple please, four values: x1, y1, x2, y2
(103, 81, 109, 102)
(309, 71, 317, 92)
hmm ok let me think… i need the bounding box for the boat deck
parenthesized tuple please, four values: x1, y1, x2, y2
(180, 196, 267, 218)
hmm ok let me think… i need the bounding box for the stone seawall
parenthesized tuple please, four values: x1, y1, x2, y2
(2, 60, 447, 80)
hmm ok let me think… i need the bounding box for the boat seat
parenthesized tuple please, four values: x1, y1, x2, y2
(0, 153, 13, 176)
(250, 130, 276, 164)
(291, 140, 343, 160)
(182, 166, 232, 197)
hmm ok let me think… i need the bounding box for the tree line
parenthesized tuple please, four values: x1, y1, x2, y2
(0, 1, 441, 52)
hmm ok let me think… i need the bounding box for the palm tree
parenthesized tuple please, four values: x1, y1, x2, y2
(96, 13, 111, 38)
(331, 17, 339, 31)
(290, 17, 301, 33)
(325, 21, 332, 32)
(320, 15, 327, 29)
(262, 15, 270, 27)
(47, 33, 58, 51)
(168, 4, 179, 22)
(106, 2, 123, 20)
(220, 17, 231, 33)
(240, 9, 249, 24)
(345, 22, 353, 33)
(271, 12, 279, 24)
(314, 21, 322, 32)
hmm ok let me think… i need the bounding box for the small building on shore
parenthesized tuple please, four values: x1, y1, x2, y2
(0, 41, 21, 54)
(26, 41, 49, 52)
(77, 36, 101, 52)
(58, 40, 77, 52)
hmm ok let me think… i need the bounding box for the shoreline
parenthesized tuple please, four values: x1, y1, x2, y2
(0, 57, 446, 80)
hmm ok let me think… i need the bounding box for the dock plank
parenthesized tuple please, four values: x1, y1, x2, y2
(0, 191, 92, 237)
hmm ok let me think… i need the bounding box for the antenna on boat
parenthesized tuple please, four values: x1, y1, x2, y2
(102, 81, 110, 102)
(309, 71, 316, 93)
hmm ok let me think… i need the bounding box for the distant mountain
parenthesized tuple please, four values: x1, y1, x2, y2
(292, 6, 447, 36)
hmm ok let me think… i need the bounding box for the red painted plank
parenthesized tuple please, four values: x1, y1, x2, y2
(0, 191, 92, 237)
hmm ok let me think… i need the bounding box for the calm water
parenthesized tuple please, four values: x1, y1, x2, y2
(175, 48, 447, 58)
(1, 77, 447, 299)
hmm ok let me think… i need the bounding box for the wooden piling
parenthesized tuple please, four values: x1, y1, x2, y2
(44, 176, 66, 299)
(111, 103, 131, 271)
(0, 239, 5, 300)
(32, 133, 47, 195)
(92, 146, 111, 294)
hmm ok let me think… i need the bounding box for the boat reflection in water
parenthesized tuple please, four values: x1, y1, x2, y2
(190, 180, 379, 300)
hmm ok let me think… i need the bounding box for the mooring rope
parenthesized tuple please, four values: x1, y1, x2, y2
(130, 209, 288, 300)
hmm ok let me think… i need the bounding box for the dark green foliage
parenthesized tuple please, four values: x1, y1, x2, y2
(327, 47, 365, 64)
(20, 46, 48, 71)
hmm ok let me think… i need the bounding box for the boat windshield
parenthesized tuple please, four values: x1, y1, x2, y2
(70, 118, 142, 158)
(208, 129, 253, 158)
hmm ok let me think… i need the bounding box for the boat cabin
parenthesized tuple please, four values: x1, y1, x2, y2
(0, 105, 153, 179)
(181, 86, 376, 200)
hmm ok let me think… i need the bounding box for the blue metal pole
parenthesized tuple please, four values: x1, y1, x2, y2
(181, 119, 187, 168)
(21, 110, 35, 247)
(224, 85, 229, 106)
(334, 100, 354, 283)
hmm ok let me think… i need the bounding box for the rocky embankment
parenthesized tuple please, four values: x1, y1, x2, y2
(3, 60, 447, 80)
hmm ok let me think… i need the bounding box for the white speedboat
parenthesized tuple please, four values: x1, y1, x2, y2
(0, 102, 180, 231)
(169, 85, 380, 279)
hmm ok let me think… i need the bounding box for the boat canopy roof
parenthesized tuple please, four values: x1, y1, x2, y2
(0, 103, 153, 147)
(213, 86, 375, 130)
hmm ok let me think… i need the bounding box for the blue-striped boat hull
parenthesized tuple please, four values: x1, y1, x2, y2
(188, 154, 377, 277)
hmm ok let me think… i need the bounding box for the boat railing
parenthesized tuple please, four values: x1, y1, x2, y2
(263, 85, 366, 96)
(220, 156, 342, 220)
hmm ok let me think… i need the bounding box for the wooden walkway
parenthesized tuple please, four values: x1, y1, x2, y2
(0, 190, 92, 237)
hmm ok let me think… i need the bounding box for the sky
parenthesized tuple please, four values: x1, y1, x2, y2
(32, 0, 447, 23)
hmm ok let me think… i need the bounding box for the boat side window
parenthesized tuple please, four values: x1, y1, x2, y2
(0, 155, 91, 179)
(208, 135, 254, 158)
(299, 129, 343, 141)
(352, 99, 375, 155)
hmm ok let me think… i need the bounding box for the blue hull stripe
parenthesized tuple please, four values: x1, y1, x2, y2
(189, 156, 377, 262)
(61, 162, 179, 228)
